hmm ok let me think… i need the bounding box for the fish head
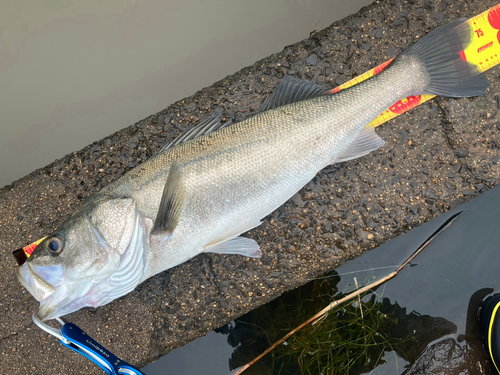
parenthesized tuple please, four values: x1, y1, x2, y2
(17, 196, 149, 320)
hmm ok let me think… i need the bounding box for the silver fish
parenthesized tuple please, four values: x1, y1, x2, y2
(17, 18, 487, 320)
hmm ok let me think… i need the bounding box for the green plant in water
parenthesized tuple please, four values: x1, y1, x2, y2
(276, 291, 412, 375)
(232, 274, 420, 374)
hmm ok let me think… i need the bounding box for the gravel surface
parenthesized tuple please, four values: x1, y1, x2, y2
(1, 0, 500, 373)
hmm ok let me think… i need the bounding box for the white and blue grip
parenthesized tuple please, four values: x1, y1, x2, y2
(60, 323, 145, 375)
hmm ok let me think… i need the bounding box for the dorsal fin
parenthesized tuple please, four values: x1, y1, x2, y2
(152, 160, 185, 235)
(259, 76, 330, 112)
(157, 111, 232, 154)
(157, 78, 327, 154)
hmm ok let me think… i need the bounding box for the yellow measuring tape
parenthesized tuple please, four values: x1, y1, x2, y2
(14, 4, 500, 260)
(331, 3, 500, 128)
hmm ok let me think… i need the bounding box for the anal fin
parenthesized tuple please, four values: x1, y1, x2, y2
(330, 125, 385, 164)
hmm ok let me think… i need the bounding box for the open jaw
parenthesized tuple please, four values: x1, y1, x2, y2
(37, 282, 95, 320)
(17, 262, 97, 320)
(17, 262, 73, 320)
(17, 263, 57, 302)
(17, 262, 80, 319)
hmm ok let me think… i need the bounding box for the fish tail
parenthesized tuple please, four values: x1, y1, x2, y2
(397, 18, 488, 97)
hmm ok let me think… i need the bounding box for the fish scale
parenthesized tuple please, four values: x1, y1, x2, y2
(124, 57, 429, 278)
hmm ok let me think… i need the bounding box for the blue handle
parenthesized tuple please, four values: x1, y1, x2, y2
(60, 323, 145, 375)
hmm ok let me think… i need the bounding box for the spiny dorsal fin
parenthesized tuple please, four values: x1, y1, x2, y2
(259, 76, 330, 112)
(152, 160, 185, 235)
(330, 125, 385, 164)
(157, 111, 232, 154)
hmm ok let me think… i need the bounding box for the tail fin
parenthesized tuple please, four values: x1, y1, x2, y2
(398, 18, 488, 97)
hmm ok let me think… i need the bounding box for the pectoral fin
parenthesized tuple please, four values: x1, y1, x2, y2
(152, 160, 185, 235)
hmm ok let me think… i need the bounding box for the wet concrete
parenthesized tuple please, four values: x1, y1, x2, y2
(1, 0, 500, 374)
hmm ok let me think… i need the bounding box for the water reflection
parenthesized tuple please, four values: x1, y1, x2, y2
(220, 279, 459, 374)
(213, 286, 490, 375)
(405, 288, 494, 375)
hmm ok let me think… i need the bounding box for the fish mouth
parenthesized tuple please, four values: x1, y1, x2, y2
(17, 263, 56, 302)
(17, 263, 78, 321)
(17, 262, 90, 321)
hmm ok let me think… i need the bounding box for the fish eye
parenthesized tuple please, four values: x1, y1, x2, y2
(45, 235, 64, 254)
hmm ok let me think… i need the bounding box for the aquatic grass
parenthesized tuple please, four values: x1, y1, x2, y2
(277, 293, 412, 375)
(231, 274, 416, 374)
